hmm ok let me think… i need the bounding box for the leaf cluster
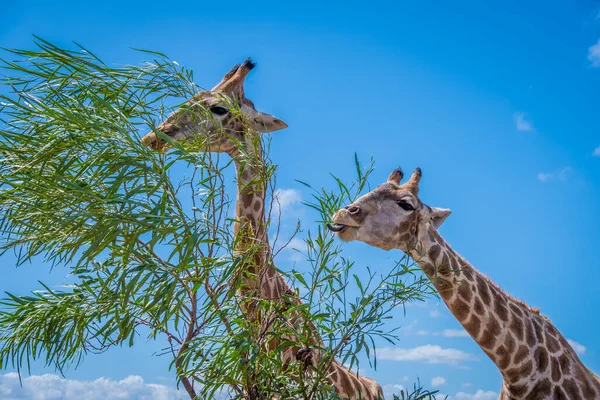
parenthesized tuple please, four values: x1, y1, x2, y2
(0, 39, 440, 400)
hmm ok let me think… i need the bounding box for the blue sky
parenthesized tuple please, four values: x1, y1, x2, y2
(1, 1, 600, 399)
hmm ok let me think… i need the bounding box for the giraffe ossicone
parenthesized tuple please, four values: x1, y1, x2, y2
(329, 167, 600, 399)
(143, 60, 384, 399)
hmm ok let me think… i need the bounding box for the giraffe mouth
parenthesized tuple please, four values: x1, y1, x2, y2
(327, 223, 360, 233)
(327, 223, 348, 232)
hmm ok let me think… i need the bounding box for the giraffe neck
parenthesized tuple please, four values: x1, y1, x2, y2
(232, 151, 267, 243)
(227, 142, 383, 399)
(229, 142, 279, 297)
(407, 227, 599, 399)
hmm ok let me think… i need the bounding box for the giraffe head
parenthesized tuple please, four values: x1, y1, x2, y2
(141, 58, 287, 152)
(328, 168, 451, 252)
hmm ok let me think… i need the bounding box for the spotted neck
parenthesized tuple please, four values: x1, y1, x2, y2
(229, 139, 281, 298)
(407, 227, 600, 399)
(226, 138, 383, 399)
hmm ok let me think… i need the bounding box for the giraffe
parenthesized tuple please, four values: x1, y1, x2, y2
(327, 167, 600, 399)
(142, 59, 383, 399)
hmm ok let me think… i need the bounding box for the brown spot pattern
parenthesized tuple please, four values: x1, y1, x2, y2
(457, 281, 472, 303)
(510, 314, 524, 341)
(547, 334, 560, 353)
(452, 297, 470, 321)
(494, 299, 509, 322)
(550, 357, 561, 382)
(479, 315, 499, 350)
(559, 354, 571, 375)
(513, 345, 529, 365)
(553, 386, 568, 400)
(525, 319, 537, 347)
(474, 297, 485, 316)
(534, 346, 549, 372)
(477, 276, 491, 306)
(527, 378, 552, 399)
(428, 245, 441, 263)
(464, 314, 481, 338)
(563, 378, 581, 399)
(507, 383, 529, 397)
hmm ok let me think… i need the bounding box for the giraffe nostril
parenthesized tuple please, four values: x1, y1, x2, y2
(346, 205, 361, 215)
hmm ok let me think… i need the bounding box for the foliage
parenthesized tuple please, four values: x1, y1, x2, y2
(0, 38, 439, 399)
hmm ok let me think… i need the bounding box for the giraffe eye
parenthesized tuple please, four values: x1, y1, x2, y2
(397, 200, 415, 211)
(210, 105, 229, 116)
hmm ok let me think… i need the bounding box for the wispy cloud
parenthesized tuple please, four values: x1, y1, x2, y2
(450, 390, 499, 400)
(537, 167, 572, 183)
(514, 112, 534, 132)
(0, 374, 208, 400)
(439, 329, 470, 338)
(593, 146, 600, 157)
(431, 377, 446, 387)
(278, 237, 308, 262)
(589, 39, 600, 67)
(403, 320, 469, 338)
(377, 345, 476, 365)
(567, 339, 587, 356)
(383, 384, 405, 399)
(429, 309, 441, 318)
(273, 188, 302, 214)
(402, 320, 430, 336)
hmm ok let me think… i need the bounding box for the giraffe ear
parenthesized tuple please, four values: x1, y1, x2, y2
(430, 207, 451, 229)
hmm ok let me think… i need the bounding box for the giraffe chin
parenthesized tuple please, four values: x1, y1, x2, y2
(333, 226, 359, 242)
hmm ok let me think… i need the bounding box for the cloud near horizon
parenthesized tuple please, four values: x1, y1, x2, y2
(0, 373, 195, 400)
(450, 390, 499, 400)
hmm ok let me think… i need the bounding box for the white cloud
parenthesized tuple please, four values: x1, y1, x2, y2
(589, 39, 600, 67)
(537, 167, 572, 183)
(593, 146, 600, 157)
(403, 320, 418, 333)
(431, 377, 446, 387)
(0, 373, 197, 400)
(402, 320, 429, 336)
(406, 323, 469, 338)
(286, 237, 307, 252)
(514, 112, 534, 132)
(440, 329, 470, 338)
(383, 384, 405, 399)
(377, 345, 476, 365)
(429, 310, 441, 318)
(567, 339, 587, 355)
(273, 188, 301, 214)
(449, 390, 499, 400)
(462, 382, 473, 388)
(279, 237, 307, 262)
